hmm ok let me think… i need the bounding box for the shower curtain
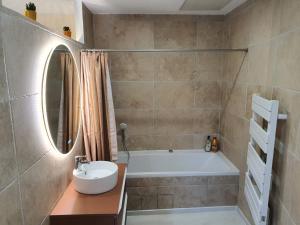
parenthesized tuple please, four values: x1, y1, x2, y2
(57, 53, 80, 153)
(81, 52, 118, 161)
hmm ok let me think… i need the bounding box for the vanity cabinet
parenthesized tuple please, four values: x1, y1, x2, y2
(50, 164, 127, 225)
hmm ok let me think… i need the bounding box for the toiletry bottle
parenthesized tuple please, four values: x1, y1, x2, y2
(211, 137, 218, 152)
(205, 136, 211, 152)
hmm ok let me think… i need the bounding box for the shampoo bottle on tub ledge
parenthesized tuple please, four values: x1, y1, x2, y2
(205, 136, 211, 152)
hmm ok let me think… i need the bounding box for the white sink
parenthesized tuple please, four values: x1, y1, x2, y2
(73, 161, 118, 194)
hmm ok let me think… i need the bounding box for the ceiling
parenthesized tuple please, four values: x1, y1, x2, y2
(82, 0, 248, 15)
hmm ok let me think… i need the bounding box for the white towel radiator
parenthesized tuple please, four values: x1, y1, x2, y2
(245, 95, 287, 225)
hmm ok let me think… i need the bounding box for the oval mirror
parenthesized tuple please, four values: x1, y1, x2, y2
(43, 44, 80, 154)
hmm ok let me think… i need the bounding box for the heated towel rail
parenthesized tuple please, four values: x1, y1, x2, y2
(245, 95, 287, 225)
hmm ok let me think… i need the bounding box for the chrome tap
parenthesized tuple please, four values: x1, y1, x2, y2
(75, 155, 89, 170)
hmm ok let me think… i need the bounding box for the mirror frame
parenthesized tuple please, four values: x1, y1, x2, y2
(42, 43, 81, 154)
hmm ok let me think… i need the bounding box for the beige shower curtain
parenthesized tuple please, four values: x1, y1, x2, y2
(58, 53, 80, 153)
(81, 52, 118, 161)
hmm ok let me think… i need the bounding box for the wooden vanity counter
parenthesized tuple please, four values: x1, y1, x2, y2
(50, 164, 127, 225)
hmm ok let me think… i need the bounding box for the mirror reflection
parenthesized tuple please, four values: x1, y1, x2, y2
(44, 45, 80, 154)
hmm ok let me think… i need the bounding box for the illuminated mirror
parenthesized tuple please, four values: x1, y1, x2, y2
(43, 44, 80, 154)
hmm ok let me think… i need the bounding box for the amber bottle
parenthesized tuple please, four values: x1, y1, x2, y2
(211, 137, 218, 152)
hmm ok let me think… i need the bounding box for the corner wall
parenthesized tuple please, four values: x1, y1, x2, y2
(0, 7, 83, 225)
(221, 0, 300, 224)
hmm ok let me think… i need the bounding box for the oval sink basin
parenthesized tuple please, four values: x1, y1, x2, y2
(73, 161, 118, 194)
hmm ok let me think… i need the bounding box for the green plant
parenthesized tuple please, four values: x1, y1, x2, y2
(26, 2, 36, 11)
(63, 26, 71, 32)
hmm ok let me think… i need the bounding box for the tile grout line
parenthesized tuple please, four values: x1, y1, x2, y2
(2, 34, 25, 225)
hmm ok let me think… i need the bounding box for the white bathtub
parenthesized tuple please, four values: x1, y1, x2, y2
(118, 150, 239, 178)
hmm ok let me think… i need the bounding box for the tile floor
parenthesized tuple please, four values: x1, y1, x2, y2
(127, 207, 249, 225)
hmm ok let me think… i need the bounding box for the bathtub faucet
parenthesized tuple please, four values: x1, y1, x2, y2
(169, 149, 174, 153)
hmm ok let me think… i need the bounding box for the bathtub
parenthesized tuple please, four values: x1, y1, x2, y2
(118, 150, 240, 210)
(118, 149, 239, 178)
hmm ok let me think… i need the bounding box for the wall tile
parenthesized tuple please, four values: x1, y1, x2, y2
(112, 82, 154, 109)
(154, 16, 197, 49)
(0, 180, 23, 225)
(194, 81, 221, 109)
(0, 33, 9, 102)
(272, 31, 300, 91)
(154, 82, 194, 109)
(193, 109, 220, 134)
(126, 135, 155, 150)
(279, 0, 300, 34)
(154, 109, 194, 135)
(207, 184, 238, 206)
(20, 153, 57, 225)
(12, 95, 50, 173)
(93, 15, 154, 49)
(197, 18, 224, 49)
(155, 52, 196, 81)
(290, 156, 300, 224)
(110, 52, 155, 81)
(158, 195, 173, 209)
(153, 135, 194, 149)
(0, 101, 17, 190)
(248, 0, 274, 45)
(197, 52, 223, 72)
(115, 109, 154, 135)
(1, 13, 56, 98)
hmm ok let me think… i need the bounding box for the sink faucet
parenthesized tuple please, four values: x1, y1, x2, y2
(75, 155, 89, 170)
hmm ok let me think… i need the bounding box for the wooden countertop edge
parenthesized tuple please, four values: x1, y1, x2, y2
(50, 163, 127, 217)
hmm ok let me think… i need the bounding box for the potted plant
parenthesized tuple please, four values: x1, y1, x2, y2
(24, 2, 37, 21)
(63, 26, 72, 38)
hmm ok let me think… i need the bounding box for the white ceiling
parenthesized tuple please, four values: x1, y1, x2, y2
(83, 0, 248, 15)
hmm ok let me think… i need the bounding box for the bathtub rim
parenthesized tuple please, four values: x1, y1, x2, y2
(118, 149, 240, 178)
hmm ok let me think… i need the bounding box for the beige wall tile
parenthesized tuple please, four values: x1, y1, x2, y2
(193, 109, 220, 134)
(290, 156, 300, 224)
(158, 195, 173, 209)
(0, 180, 23, 225)
(227, 6, 251, 48)
(154, 82, 194, 109)
(279, 0, 300, 34)
(154, 16, 197, 49)
(272, 31, 300, 91)
(112, 82, 154, 109)
(155, 52, 196, 81)
(197, 18, 224, 49)
(153, 135, 194, 149)
(248, 0, 275, 45)
(247, 45, 272, 85)
(110, 52, 155, 81)
(82, 4, 94, 48)
(194, 81, 221, 109)
(93, 15, 154, 49)
(207, 184, 238, 206)
(115, 109, 154, 135)
(126, 135, 155, 150)
(197, 52, 223, 72)
(225, 83, 247, 117)
(154, 109, 194, 135)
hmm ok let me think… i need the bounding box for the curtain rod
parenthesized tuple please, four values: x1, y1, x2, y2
(81, 48, 248, 53)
